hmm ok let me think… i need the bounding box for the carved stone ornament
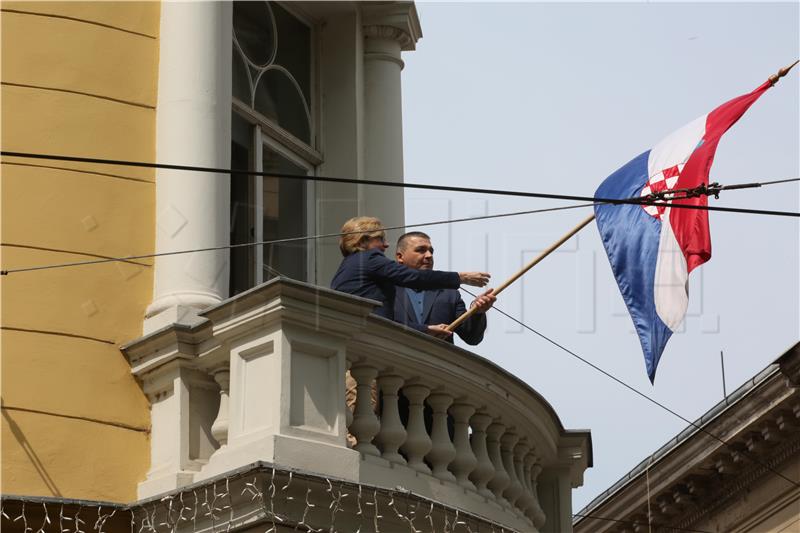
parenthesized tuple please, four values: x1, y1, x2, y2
(363, 24, 413, 49)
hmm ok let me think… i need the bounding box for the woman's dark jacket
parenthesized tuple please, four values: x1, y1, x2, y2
(330, 249, 460, 320)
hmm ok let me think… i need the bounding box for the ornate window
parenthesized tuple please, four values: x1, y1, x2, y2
(230, 1, 318, 295)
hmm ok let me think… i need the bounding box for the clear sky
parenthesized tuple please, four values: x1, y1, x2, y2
(401, 2, 799, 512)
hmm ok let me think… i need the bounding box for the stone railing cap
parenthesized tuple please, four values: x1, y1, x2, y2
(200, 276, 381, 322)
(120, 314, 211, 366)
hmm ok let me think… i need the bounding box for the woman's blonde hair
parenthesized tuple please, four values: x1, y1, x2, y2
(339, 216, 385, 256)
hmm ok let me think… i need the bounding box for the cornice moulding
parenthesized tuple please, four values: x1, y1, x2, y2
(361, 1, 422, 51)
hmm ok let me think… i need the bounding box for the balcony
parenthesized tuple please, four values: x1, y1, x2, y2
(123, 278, 591, 532)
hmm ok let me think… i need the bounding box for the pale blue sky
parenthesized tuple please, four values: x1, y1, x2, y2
(401, 2, 799, 512)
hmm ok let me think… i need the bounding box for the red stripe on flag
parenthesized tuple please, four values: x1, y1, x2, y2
(670, 81, 773, 273)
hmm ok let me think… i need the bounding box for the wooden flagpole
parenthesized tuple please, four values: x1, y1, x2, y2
(446, 213, 596, 331)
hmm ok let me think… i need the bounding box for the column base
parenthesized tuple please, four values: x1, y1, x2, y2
(144, 298, 219, 334)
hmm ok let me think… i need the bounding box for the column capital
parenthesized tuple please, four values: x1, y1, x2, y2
(363, 25, 413, 51)
(361, 2, 422, 51)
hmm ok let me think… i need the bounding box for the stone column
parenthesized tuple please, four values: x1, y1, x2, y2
(146, 1, 233, 332)
(361, 4, 421, 243)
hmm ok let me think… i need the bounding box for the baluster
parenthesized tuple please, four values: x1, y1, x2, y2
(513, 440, 532, 514)
(486, 421, 510, 504)
(469, 410, 495, 498)
(210, 368, 230, 447)
(528, 461, 547, 529)
(345, 360, 353, 432)
(515, 439, 536, 516)
(349, 364, 380, 456)
(501, 430, 522, 507)
(401, 383, 432, 474)
(425, 391, 456, 481)
(375, 374, 407, 464)
(523, 452, 537, 523)
(449, 401, 477, 489)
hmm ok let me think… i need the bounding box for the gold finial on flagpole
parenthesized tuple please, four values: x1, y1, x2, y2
(769, 59, 799, 84)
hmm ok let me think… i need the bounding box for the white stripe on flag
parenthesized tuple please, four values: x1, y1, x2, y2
(647, 114, 707, 179)
(654, 208, 689, 331)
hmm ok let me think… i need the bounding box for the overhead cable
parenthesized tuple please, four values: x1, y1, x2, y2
(1, 203, 595, 275)
(2, 151, 798, 218)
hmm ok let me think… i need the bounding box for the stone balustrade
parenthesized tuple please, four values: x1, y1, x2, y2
(343, 315, 591, 530)
(123, 278, 591, 532)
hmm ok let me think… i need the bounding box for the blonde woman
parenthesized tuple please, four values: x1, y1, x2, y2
(331, 216, 489, 336)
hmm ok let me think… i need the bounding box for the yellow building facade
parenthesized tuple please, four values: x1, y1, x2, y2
(1, 2, 159, 501)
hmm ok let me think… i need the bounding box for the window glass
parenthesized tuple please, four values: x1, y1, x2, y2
(271, 1, 311, 103)
(232, 0, 311, 144)
(232, 1, 275, 67)
(230, 113, 255, 296)
(232, 47, 251, 105)
(262, 144, 307, 281)
(254, 69, 310, 142)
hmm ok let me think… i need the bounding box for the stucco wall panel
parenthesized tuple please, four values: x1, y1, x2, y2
(1, 409, 149, 502)
(1, 10, 158, 107)
(1, 330, 150, 429)
(1, 85, 155, 164)
(1, 0, 158, 503)
(2, 164, 154, 263)
(1, 247, 153, 343)
(1, 2, 159, 39)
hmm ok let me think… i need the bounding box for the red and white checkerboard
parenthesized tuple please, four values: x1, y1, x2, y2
(640, 164, 684, 218)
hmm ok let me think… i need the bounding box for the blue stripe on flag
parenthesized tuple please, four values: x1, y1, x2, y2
(595, 150, 673, 382)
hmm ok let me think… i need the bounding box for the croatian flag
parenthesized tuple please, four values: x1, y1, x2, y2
(595, 80, 774, 382)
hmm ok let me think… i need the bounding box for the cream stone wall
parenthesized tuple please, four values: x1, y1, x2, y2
(1, 2, 159, 501)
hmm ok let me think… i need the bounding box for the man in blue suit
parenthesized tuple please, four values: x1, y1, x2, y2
(393, 232, 495, 345)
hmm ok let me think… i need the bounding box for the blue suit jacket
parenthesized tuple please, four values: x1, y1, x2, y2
(394, 287, 487, 346)
(331, 249, 461, 320)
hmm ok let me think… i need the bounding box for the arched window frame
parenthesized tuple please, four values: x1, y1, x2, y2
(230, 1, 321, 293)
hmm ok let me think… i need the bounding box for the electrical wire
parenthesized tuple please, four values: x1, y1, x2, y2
(1, 203, 595, 275)
(2, 151, 798, 218)
(458, 287, 800, 490)
(750, 177, 800, 186)
(2, 150, 798, 275)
